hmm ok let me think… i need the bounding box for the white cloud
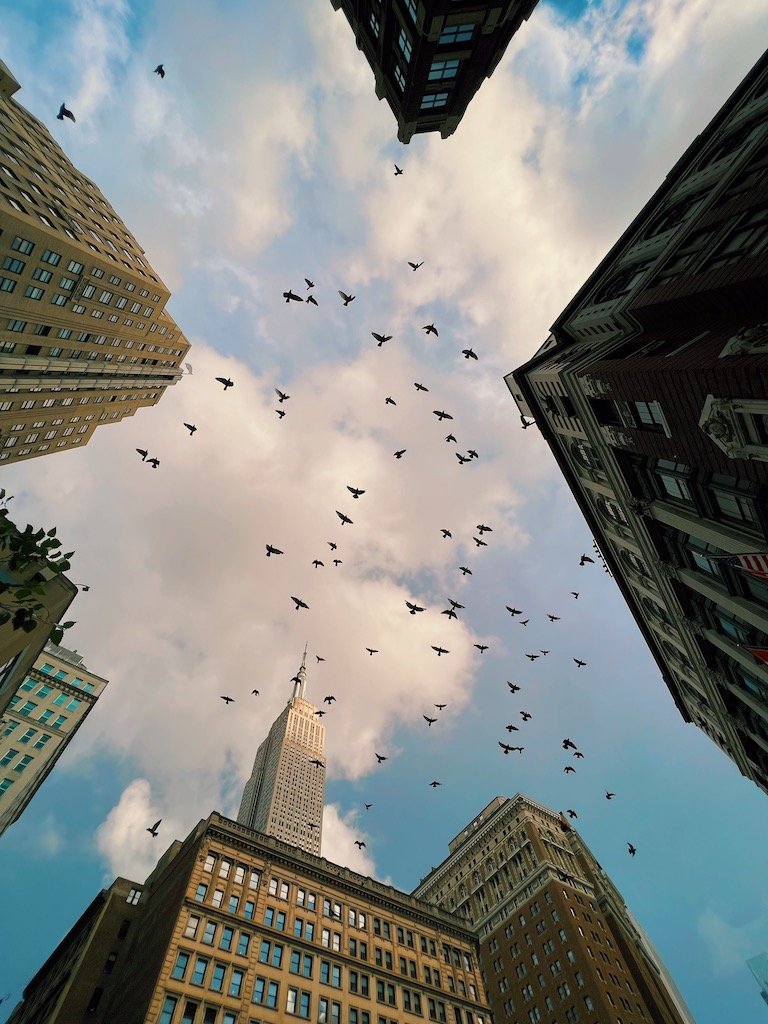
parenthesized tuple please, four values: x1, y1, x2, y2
(95, 778, 184, 882)
(321, 803, 377, 877)
(698, 901, 768, 975)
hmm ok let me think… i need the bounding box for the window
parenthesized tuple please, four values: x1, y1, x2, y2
(12, 236, 34, 255)
(0, 276, 17, 293)
(633, 400, 666, 432)
(2, 257, 25, 274)
(439, 22, 475, 44)
(229, 967, 244, 996)
(711, 486, 756, 524)
(421, 92, 449, 110)
(191, 955, 209, 985)
(24, 285, 44, 300)
(210, 962, 226, 992)
(172, 950, 191, 979)
(185, 914, 200, 938)
(212, 889, 224, 908)
(68, 260, 84, 274)
(429, 59, 459, 81)
(202, 921, 217, 945)
(195, 883, 208, 902)
(228, 894, 240, 914)
(160, 996, 178, 1024)
(398, 28, 413, 63)
(244, 899, 255, 920)
(41, 249, 61, 265)
(393, 64, 406, 91)
(253, 977, 280, 1008)
(369, 11, 380, 37)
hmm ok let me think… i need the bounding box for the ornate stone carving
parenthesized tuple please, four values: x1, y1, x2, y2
(579, 374, 612, 398)
(628, 498, 651, 516)
(699, 394, 768, 462)
(601, 425, 634, 449)
(718, 321, 768, 357)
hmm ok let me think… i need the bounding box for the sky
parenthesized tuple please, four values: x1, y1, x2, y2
(1, 0, 768, 1020)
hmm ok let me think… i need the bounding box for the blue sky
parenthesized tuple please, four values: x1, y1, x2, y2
(2, 0, 768, 1020)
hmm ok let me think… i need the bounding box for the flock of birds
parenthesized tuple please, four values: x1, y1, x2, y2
(79, 63, 639, 863)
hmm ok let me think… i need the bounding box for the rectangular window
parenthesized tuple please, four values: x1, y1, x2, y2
(185, 914, 200, 938)
(428, 59, 459, 81)
(633, 400, 666, 431)
(439, 23, 475, 44)
(24, 285, 44, 300)
(160, 996, 178, 1024)
(2, 257, 25, 274)
(202, 921, 216, 945)
(0, 276, 17, 293)
(12, 236, 34, 255)
(172, 950, 191, 980)
(229, 967, 244, 996)
(398, 28, 413, 63)
(191, 956, 209, 985)
(420, 92, 449, 110)
(210, 962, 226, 992)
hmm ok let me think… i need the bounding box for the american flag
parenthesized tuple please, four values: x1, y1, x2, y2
(714, 552, 768, 578)
(746, 647, 768, 665)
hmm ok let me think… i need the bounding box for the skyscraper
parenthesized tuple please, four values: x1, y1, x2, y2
(329, 1, 539, 143)
(0, 640, 107, 835)
(0, 59, 190, 466)
(508, 49, 768, 794)
(747, 952, 768, 1008)
(237, 650, 326, 854)
(414, 795, 695, 1024)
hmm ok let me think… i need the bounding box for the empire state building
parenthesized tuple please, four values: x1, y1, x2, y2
(237, 651, 326, 854)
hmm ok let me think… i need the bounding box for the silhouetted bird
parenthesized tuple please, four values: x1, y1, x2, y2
(507, 682, 520, 693)
(347, 486, 365, 499)
(406, 601, 425, 615)
(547, 614, 561, 621)
(394, 165, 403, 175)
(375, 753, 388, 763)
(627, 843, 636, 856)
(154, 64, 165, 78)
(520, 711, 532, 721)
(385, 397, 397, 406)
(433, 410, 453, 421)
(220, 695, 235, 704)
(442, 608, 456, 620)
(579, 554, 594, 566)
(499, 742, 514, 755)
(540, 650, 550, 656)
(333, 559, 342, 566)
(459, 566, 472, 575)
(216, 376, 233, 390)
(328, 542, 337, 550)
(265, 544, 283, 557)
(448, 599, 464, 610)
(355, 840, 366, 848)
(423, 324, 438, 336)
(146, 819, 161, 836)
(372, 332, 391, 346)
(183, 422, 196, 435)
(435, 703, 447, 710)
(606, 792, 615, 800)
(338, 290, 355, 306)
(520, 416, 534, 429)
(408, 261, 423, 271)
(305, 278, 314, 289)
(573, 658, 587, 668)
(525, 654, 539, 661)
(336, 511, 353, 525)
(467, 449, 478, 459)
(252, 689, 259, 695)
(57, 102, 75, 122)
(563, 738, 577, 750)
(275, 388, 290, 402)
(571, 592, 579, 599)
(477, 524, 492, 534)
(457, 453, 469, 465)
(573, 751, 584, 759)
(462, 348, 478, 360)
(506, 606, 521, 616)
(519, 619, 529, 626)
(147, 458, 160, 469)
(431, 646, 449, 656)
(567, 809, 578, 819)
(365, 802, 373, 809)
(441, 529, 452, 539)
(473, 537, 487, 548)
(309, 759, 325, 769)
(315, 709, 326, 717)
(429, 780, 442, 787)
(136, 448, 148, 460)
(324, 696, 336, 704)
(445, 434, 457, 443)
(312, 560, 324, 568)
(306, 295, 318, 306)
(506, 724, 519, 732)
(423, 715, 437, 726)
(283, 290, 303, 303)
(563, 766, 576, 774)
(414, 382, 428, 392)
(475, 643, 488, 653)
(366, 648, 378, 656)
(316, 655, 325, 662)
(394, 449, 406, 459)
(276, 409, 286, 419)
(291, 596, 309, 610)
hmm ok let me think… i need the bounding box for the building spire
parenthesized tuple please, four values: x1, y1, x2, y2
(292, 644, 308, 700)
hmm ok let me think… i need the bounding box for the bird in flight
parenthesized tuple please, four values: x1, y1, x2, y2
(309, 758, 324, 767)
(442, 607, 457, 620)
(459, 566, 472, 575)
(547, 614, 561, 621)
(324, 696, 336, 704)
(338, 290, 355, 306)
(216, 376, 234, 390)
(265, 544, 283, 557)
(146, 819, 161, 836)
(252, 689, 259, 696)
(563, 766, 576, 774)
(375, 753, 388, 763)
(627, 843, 636, 857)
(283, 290, 303, 303)
(291, 596, 309, 610)
(394, 449, 406, 459)
(563, 738, 577, 750)
(573, 751, 584, 759)
(316, 655, 325, 663)
(433, 410, 453, 421)
(183, 422, 196, 435)
(366, 648, 379, 656)
(147, 457, 160, 469)
(520, 711, 532, 721)
(136, 448, 148, 461)
(153, 63, 165, 78)
(372, 332, 391, 346)
(441, 529, 452, 539)
(571, 592, 579, 599)
(448, 598, 464, 610)
(276, 409, 286, 419)
(539, 649, 550, 656)
(519, 619, 529, 626)
(394, 164, 404, 175)
(408, 261, 424, 271)
(306, 294, 318, 306)
(498, 742, 514, 754)
(336, 510, 353, 525)
(347, 486, 365, 499)
(315, 709, 326, 717)
(423, 324, 438, 336)
(474, 643, 488, 653)
(505, 723, 519, 732)
(431, 646, 449, 656)
(473, 537, 487, 548)
(435, 703, 447, 710)
(606, 792, 615, 800)
(429, 780, 442, 787)
(220, 695, 235, 705)
(520, 416, 535, 429)
(573, 658, 587, 668)
(507, 682, 520, 693)
(580, 554, 595, 565)
(461, 348, 478, 360)
(506, 606, 521, 616)
(365, 802, 373, 810)
(476, 524, 492, 534)
(385, 396, 397, 406)
(305, 278, 314, 289)
(456, 453, 469, 465)
(423, 715, 437, 726)
(354, 840, 366, 849)
(275, 388, 290, 402)
(566, 809, 578, 819)
(525, 654, 540, 662)
(57, 102, 76, 122)
(414, 382, 428, 392)
(445, 433, 457, 443)
(327, 542, 337, 551)
(406, 601, 425, 615)
(312, 559, 324, 568)
(333, 559, 342, 566)
(467, 449, 478, 459)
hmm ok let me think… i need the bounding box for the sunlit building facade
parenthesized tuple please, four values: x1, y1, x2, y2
(329, 1, 538, 143)
(0, 59, 190, 465)
(237, 651, 326, 855)
(508, 50, 768, 794)
(414, 795, 695, 1024)
(0, 640, 106, 835)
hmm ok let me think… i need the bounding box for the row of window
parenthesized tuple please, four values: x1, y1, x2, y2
(5, 696, 68, 728)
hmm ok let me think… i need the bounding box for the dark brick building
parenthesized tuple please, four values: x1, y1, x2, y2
(329, 0, 539, 143)
(508, 49, 768, 794)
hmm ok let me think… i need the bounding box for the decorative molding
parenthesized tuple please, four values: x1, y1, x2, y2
(699, 395, 768, 462)
(656, 560, 678, 579)
(601, 425, 635, 449)
(718, 322, 768, 357)
(579, 374, 612, 398)
(628, 498, 651, 516)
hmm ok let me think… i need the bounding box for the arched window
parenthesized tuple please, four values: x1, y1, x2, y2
(661, 639, 691, 669)
(642, 596, 673, 626)
(642, 193, 705, 239)
(620, 548, 651, 578)
(697, 122, 758, 170)
(570, 440, 601, 471)
(591, 262, 651, 305)
(596, 496, 629, 526)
